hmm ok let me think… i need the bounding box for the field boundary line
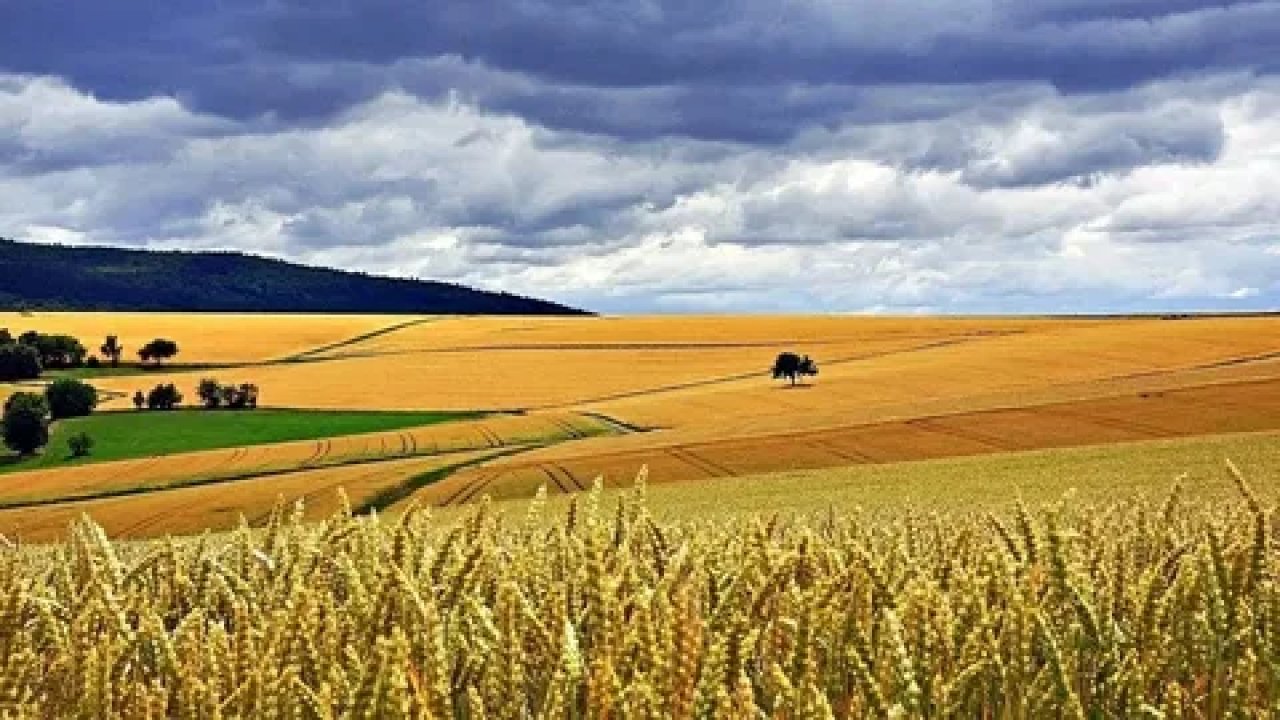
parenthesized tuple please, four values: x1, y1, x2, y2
(279, 317, 438, 362)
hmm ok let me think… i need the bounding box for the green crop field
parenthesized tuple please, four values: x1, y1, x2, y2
(0, 408, 483, 473)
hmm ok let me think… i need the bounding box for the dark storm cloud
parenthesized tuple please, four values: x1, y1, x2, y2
(3, 1, 1278, 142)
(3, 0, 1280, 313)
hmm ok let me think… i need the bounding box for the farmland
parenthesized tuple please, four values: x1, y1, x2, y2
(1, 456, 1276, 716)
(0, 311, 412, 365)
(0, 411, 609, 532)
(0, 408, 479, 474)
(2, 311, 1280, 716)
(0, 312, 1279, 542)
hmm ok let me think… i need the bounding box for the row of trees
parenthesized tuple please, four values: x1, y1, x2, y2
(0, 330, 180, 381)
(132, 379, 261, 412)
(0, 331, 85, 380)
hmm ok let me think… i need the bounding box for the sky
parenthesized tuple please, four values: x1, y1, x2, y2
(1, 1, 1279, 313)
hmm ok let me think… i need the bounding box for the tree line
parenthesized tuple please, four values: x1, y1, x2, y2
(0, 329, 181, 381)
(2, 376, 262, 459)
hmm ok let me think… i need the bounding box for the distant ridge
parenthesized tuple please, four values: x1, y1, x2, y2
(0, 238, 587, 315)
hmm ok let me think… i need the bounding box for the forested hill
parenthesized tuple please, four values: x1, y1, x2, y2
(0, 239, 587, 314)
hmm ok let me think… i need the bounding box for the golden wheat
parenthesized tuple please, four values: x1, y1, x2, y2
(0, 469, 1275, 718)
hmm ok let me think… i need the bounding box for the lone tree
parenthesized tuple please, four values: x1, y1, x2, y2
(2, 392, 49, 456)
(139, 339, 179, 366)
(132, 390, 146, 410)
(45, 378, 99, 420)
(771, 352, 819, 386)
(100, 335, 124, 367)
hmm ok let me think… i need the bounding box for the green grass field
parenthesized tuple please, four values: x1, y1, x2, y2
(0, 408, 483, 473)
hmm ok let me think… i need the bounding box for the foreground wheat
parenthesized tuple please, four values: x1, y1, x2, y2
(0, 469, 1276, 719)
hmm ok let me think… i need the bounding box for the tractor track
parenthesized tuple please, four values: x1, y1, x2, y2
(540, 466, 570, 494)
(1043, 408, 1172, 439)
(807, 440, 875, 464)
(666, 446, 734, 478)
(905, 418, 1015, 452)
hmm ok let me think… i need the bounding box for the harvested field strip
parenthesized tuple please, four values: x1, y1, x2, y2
(0, 412, 615, 509)
(667, 446, 734, 477)
(905, 418, 1012, 451)
(0, 450, 498, 541)
(1046, 408, 1172, 438)
(438, 376, 1280, 501)
(806, 439, 874, 464)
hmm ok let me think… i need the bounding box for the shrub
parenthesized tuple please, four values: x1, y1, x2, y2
(86, 356, 102, 369)
(67, 432, 94, 458)
(146, 383, 183, 411)
(1, 392, 49, 456)
(45, 378, 99, 420)
(0, 343, 41, 381)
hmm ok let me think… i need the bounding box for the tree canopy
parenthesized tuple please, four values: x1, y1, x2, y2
(2, 392, 49, 456)
(139, 339, 180, 365)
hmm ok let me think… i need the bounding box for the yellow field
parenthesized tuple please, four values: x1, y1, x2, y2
(412, 376, 1280, 502)
(4, 312, 1280, 539)
(0, 449, 502, 540)
(0, 311, 411, 364)
(475, 428, 1280, 524)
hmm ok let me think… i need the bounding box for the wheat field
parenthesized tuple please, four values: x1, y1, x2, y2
(0, 468, 1274, 717)
(6, 313, 1280, 538)
(0, 412, 611, 540)
(0, 311, 411, 365)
